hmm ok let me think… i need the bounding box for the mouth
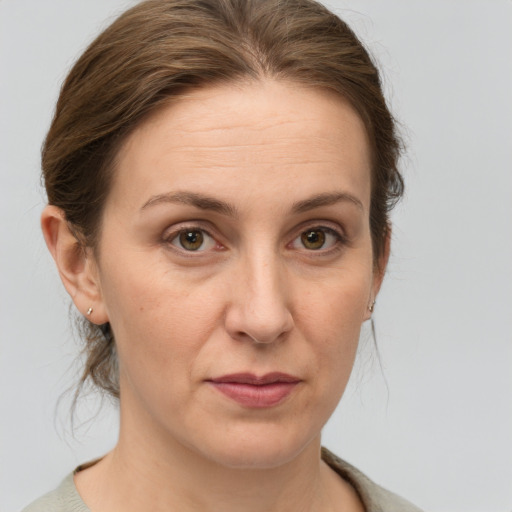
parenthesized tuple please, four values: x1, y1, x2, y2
(206, 372, 301, 408)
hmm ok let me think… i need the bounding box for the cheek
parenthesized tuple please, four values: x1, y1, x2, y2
(296, 271, 371, 390)
(313, 301, 362, 383)
(297, 269, 370, 339)
(98, 255, 221, 391)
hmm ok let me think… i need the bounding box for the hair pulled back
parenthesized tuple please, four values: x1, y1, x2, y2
(43, 0, 404, 399)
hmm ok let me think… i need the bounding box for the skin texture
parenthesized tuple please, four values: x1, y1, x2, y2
(42, 80, 387, 512)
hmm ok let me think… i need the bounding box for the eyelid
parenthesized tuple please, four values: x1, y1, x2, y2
(288, 223, 347, 252)
(163, 222, 224, 254)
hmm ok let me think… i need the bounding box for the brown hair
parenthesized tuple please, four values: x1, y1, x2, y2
(43, 0, 404, 398)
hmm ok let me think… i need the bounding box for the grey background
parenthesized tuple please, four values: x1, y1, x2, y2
(1, 1, 511, 511)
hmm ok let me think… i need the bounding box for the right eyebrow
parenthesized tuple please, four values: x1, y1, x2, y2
(291, 192, 364, 213)
(140, 191, 239, 218)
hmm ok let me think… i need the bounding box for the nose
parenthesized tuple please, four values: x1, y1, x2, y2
(224, 253, 294, 345)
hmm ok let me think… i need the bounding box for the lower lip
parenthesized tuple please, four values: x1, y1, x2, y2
(209, 381, 298, 408)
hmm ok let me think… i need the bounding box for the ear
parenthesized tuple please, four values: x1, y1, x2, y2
(41, 205, 109, 325)
(365, 227, 391, 321)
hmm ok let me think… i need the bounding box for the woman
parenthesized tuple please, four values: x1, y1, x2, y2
(23, 0, 421, 510)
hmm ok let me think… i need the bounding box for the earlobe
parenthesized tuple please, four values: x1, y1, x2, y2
(365, 227, 391, 321)
(41, 205, 109, 324)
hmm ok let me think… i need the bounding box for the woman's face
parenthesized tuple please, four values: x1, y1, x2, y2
(90, 80, 382, 468)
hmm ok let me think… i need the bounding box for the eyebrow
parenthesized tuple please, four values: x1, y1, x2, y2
(141, 190, 363, 216)
(291, 192, 364, 213)
(141, 191, 239, 217)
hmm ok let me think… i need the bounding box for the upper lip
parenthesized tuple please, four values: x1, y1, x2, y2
(208, 372, 301, 385)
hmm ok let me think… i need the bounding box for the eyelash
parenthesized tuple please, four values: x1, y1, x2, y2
(288, 226, 346, 254)
(164, 224, 220, 253)
(163, 223, 347, 255)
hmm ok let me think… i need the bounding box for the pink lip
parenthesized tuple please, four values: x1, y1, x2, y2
(207, 373, 301, 408)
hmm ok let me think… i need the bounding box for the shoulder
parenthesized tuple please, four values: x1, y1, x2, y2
(21, 473, 89, 512)
(321, 447, 423, 512)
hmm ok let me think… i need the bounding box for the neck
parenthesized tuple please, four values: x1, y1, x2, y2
(81, 437, 329, 512)
(74, 393, 361, 512)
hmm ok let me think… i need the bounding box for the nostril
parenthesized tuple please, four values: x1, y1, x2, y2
(224, 261, 294, 344)
(226, 307, 294, 345)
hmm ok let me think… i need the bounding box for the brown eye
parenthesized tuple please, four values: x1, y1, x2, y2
(290, 227, 342, 252)
(171, 229, 215, 251)
(178, 230, 204, 250)
(301, 229, 326, 250)
(168, 227, 218, 253)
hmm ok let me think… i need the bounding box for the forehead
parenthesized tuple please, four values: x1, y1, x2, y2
(110, 79, 372, 212)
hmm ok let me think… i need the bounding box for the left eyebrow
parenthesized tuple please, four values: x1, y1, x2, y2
(141, 191, 239, 218)
(291, 192, 364, 213)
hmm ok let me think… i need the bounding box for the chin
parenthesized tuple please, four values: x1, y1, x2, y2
(191, 425, 320, 470)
